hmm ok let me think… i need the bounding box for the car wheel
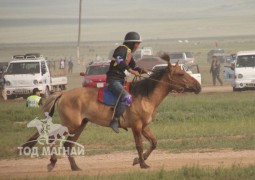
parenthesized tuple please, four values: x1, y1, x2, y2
(233, 87, 240, 92)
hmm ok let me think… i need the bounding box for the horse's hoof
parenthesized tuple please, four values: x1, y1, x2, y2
(140, 163, 150, 169)
(47, 164, 55, 172)
(71, 166, 82, 171)
(133, 157, 139, 166)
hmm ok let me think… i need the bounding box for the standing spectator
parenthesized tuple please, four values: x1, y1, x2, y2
(210, 55, 223, 86)
(26, 88, 42, 107)
(68, 59, 74, 74)
(60, 59, 65, 69)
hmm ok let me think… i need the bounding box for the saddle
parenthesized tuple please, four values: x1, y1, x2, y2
(98, 82, 131, 106)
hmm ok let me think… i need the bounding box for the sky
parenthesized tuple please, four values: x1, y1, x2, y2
(0, 0, 254, 43)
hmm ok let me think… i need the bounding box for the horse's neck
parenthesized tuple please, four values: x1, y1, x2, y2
(149, 74, 170, 108)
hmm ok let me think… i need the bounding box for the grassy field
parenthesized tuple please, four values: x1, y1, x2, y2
(1, 90, 255, 158)
(1, 37, 255, 179)
(1, 90, 255, 179)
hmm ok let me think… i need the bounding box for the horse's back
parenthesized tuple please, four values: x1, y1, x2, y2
(58, 87, 97, 106)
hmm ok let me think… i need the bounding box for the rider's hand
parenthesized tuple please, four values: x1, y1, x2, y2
(129, 69, 140, 77)
(133, 71, 140, 77)
(141, 69, 149, 74)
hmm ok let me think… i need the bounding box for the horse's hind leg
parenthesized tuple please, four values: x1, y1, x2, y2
(133, 126, 157, 166)
(64, 118, 88, 171)
(47, 145, 57, 172)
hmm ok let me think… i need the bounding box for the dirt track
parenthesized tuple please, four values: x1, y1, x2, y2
(0, 150, 255, 179)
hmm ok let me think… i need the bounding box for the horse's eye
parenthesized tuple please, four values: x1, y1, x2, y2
(178, 73, 184, 77)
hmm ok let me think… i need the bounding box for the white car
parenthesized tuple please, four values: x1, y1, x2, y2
(150, 63, 202, 85)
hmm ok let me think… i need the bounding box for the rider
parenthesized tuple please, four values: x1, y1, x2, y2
(106, 31, 148, 133)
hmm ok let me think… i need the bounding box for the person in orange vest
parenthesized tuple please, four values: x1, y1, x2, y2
(26, 88, 42, 107)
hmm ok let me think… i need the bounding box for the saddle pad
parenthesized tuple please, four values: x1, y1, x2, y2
(98, 82, 131, 106)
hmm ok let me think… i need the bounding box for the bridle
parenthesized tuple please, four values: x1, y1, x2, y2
(132, 68, 185, 93)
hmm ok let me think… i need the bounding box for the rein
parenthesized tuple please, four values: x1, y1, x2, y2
(134, 72, 185, 93)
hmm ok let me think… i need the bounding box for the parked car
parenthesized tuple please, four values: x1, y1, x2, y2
(80, 60, 110, 88)
(165, 52, 195, 64)
(151, 63, 202, 85)
(207, 49, 225, 63)
(136, 56, 166, 70)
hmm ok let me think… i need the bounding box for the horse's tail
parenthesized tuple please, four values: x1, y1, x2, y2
(42, 92, 63, 117)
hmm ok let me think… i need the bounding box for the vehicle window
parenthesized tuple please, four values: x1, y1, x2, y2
(182, 64, 193, 73)
(182, 64, 189, 71)
(6, 62, 40, 74)
(86, 65, 109, 75)
(236, 55, 255, 68)
(41, 61, 47, 73)
(153, 66, 166, 71)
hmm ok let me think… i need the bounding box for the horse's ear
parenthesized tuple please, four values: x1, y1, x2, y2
(175, 60, 179, 67)
(168, 61, 173, 72)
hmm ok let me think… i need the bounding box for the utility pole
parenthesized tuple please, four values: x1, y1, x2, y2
(77, 0, 82, 64)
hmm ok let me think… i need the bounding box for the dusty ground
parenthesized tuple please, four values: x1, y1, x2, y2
(0, 85, 251, 179)
(0, 150, 255, 179)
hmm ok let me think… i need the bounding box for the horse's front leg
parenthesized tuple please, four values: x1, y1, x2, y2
(133, 126, 157, 166)
(132, 127, 150, 169)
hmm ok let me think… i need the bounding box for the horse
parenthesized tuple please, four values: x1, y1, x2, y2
(22, 54, 201, 171)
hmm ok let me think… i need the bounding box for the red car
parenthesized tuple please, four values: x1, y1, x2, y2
(80, 60, 110, 88)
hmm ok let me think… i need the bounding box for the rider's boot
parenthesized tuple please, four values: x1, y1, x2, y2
(109, 117, 120, 133)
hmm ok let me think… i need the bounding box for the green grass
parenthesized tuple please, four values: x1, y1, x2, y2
(1, 91, 255, 158)
(16, 164, 255, 180)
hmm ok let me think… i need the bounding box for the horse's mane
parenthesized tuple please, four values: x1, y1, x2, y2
(130, 68, 167, 97)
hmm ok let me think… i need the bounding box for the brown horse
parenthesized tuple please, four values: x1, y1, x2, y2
(22, 54, 201, 171)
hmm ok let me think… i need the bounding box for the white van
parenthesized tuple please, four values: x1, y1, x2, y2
(232, 50, 255, 91)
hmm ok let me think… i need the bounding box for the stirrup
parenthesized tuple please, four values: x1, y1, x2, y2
(109, 118, 119, 133)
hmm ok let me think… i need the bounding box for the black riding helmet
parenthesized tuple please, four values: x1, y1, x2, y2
(124, 32, 142, 43)
(123, 32, 142, 52)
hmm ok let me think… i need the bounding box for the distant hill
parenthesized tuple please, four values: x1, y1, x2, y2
(0, 0, 254, 43)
